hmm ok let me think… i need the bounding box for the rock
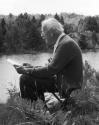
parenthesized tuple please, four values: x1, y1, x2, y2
(44, 92, 63, 108)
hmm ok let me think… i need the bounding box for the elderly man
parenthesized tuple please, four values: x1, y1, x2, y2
(16, 18, 83, 102)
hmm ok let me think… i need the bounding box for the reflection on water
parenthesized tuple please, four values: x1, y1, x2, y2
(0, 52, 99, 103)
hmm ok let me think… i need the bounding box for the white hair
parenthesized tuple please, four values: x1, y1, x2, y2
(41, 18, 64, 34)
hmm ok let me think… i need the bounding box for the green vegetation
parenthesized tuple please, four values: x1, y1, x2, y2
(0, 60, 99, 125)
(0, 13, 99, 54)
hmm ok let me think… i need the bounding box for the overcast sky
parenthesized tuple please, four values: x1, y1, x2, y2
(0, 0, 99, 16)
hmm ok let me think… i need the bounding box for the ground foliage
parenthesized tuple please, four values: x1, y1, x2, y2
(0, 60, 99, 125)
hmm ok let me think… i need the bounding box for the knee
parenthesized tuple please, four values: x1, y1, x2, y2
(19, 74, 36, 89)
(20, 74, 29, 81)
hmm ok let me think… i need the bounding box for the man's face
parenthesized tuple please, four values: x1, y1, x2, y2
(41, 29, 47, 41)
(41, 27, 51, 45)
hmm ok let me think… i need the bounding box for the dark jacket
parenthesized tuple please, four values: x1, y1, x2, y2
(28, 34, 83, 93)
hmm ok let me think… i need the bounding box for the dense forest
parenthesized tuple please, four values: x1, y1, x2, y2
(0, 12, 99, 54)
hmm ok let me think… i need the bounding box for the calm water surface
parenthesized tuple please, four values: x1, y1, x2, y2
(0, 52, 99, 103)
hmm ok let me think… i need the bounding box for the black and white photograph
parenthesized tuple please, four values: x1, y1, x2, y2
(0, 0, 99, 124)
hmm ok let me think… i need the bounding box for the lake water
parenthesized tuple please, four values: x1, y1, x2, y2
(0, 52, 99, 103)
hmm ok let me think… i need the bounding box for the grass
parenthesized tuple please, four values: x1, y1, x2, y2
(0, 60, 99, 125)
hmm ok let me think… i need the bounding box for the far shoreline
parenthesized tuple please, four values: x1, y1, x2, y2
(0, 48, 99, 56)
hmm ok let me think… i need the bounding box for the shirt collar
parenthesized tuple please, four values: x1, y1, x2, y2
(53, 32, 65, 53)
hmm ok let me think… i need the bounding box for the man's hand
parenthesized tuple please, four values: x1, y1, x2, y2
(22, 63, 33, 68)
(14, 65, 27, 74)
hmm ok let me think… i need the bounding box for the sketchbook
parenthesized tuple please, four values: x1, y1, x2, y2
(7, 59, 21, 67)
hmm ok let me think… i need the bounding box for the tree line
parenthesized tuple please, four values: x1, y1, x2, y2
(0, 13, 99, 54)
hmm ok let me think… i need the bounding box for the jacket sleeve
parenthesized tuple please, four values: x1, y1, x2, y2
(27, 41, 76, 78)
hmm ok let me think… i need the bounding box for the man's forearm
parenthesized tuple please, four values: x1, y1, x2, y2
(26, 66, 52, 78)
